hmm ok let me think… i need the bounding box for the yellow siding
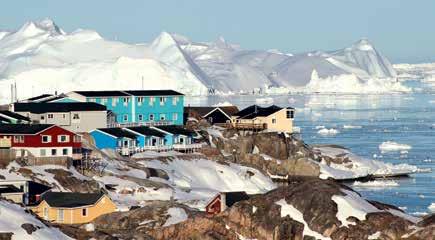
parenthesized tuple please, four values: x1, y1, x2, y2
(231, 108, 294, 133)
(30, 195, 116, 224)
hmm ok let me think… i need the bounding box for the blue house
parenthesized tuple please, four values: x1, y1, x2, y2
(124, 126, 169, 151)
(151, 125, 199, 151)
(66, 90, 184, 126)
(90, 128, 138, 156)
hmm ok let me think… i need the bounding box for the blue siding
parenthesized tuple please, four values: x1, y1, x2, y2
(86, 94, 184, 125)
(90, 130, 118, 149)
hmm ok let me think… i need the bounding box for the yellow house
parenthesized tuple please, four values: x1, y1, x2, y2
(30, 192, 117, 224)
(231, 105, 295, 133)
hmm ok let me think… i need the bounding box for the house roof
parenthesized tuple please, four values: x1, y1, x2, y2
(235, 105, 294, 119)
(0, 116, 11, 123)
(0, 124, 53, 135)
(73, 91, 130, 97)
(123, 90, 184, 96)
(224, 191, 250, 207)
(154, 125, 193, 136)
(126, 126, 166, 137)
(41, 192, 105, 208)
(26, 94, 53, 101)
(184, 106, 239, 118)
(14, 102, 106, 114)
(73, 90, 184, 97)
(97, 128, 138, 139)
(0, 185, 22, 194)
(0, 111, 31, 122)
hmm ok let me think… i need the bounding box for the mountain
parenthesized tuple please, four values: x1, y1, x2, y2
(0, 19, 408, 103)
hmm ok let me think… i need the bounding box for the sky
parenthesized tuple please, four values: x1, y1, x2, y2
(0, 0, 434, 63)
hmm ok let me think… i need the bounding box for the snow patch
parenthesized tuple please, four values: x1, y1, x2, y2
(379, 141, 412, 152)
(352, 180, 399, 188)
(163, 207, 188, 227)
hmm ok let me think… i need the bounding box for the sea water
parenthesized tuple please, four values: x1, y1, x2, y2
(186, 88, 435, 216)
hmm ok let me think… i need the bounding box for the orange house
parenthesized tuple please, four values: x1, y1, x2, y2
(30, 192, 117, 224)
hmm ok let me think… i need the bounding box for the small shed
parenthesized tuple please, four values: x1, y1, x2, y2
(205, 191, 250, 214)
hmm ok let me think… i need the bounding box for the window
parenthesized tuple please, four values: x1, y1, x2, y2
(40, 149, 46, 156)
(112, 97, 118, 107)
(100, 98, 108, 105)
(272, 118, 276, 124)
(72, 113, 80, 120)
(51, 149, 57, 156)
(123, 97, 130, 106)
(89, 98, 96, 102)
(82, 208, 88, 217)
(159, 97, 166, 105)
(40, 115, 45, 120)
(138, 114, 143, 121)
(43, 208, 49, 220)
(160, 114, 166, 121)
(62, 114, 66, 119)
(57, 209, 64, 222)
(172, 97, 178, 106)
(123, 140, 129, 147)
(172, 113, 178, 121)
(14, 136, 24, 143)
(73, 135, 81, 143)
(62, 148, 68, 156)
(208, 117, 213, 123)
(42, 135, 51, 143)
(58, 135, 70, 143)
(149, 97, 154, 106)
(286, 110, 294, 119)
(137, 97, 144, 106)
(47, 114, 54, 119)
(149, 114, 154, 121)
(123, 114, 128, 122)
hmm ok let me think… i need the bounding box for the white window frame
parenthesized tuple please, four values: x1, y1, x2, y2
(47, 114, 54, 119)
(149, 114, 154, 121)
(43, 207, 49, 220)
(272, 118, 277, 124)
(112, 97, 118, 107)
(138, 114, 143, 121)
(14, 135, 24, 143)
(172, 97, 178, 106)
(40, 149, 46, 157)
(172, 113, 178, 121)
(42, 135, 52, 143)
(62, 148, 68, 156)
(57, 209, 64, 222)
(149, 97, 154, 106)
(137, 97, 144, 106)
(160, 114, 166, 121)
(58, 135, 70, 143)
(123, 114, 128, 122)
(73, 135, 81, 143)
(159, 97, 166, 106)
(72, 113, 80, 120)
(51, 149, 57, 156)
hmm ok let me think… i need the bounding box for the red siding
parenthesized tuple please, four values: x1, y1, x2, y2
(0, 126, 81, 148)
(205, 195, 221, 214)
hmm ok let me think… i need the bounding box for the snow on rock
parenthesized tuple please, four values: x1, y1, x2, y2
(276, 199, 331, 240)
(139, 158, 275, 194)
(0, 201, 72, 240)
(352, 180, 399, 188)
(316, 146, 419, 180)
(163, 207, 188, 227)
(379, 141, 412, 152)
(317, 128, 339, 136)
(332, 189, 380, 227)
(368, 231, 381, 239)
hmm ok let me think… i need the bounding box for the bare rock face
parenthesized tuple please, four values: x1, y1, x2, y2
(44, 169, 100, 192)
(84, 179, 422, 240)
(21, 223, 39, 234)
(0, 233, 13, 240)
(209, 131, 321, 177)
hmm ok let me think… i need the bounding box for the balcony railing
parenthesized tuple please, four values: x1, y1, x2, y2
(116, 143, 202, 156)
(108, 120, 172, 128)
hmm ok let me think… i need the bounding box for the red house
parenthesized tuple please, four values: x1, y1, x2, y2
(0, 124, 82, 161)
(205, 191, 250, 215)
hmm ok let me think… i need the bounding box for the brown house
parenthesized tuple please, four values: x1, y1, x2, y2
(184, 106, 239, 125)
(30, 191, 117, 224)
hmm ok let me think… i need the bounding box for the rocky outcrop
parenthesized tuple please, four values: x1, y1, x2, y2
(207, 130, 321, 177)
(44, 169, 101, 192)
(76, 178, 423, 240)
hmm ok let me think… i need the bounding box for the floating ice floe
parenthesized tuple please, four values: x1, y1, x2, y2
(379, 141, 412, 152)
(343, 125, 363, 129)
(212, 101, 233, 107)
(352, 180, 399, 187)
(428, 203, 435, 212)
(255, 97, 274, 104)
(317, 128, 339, 136)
